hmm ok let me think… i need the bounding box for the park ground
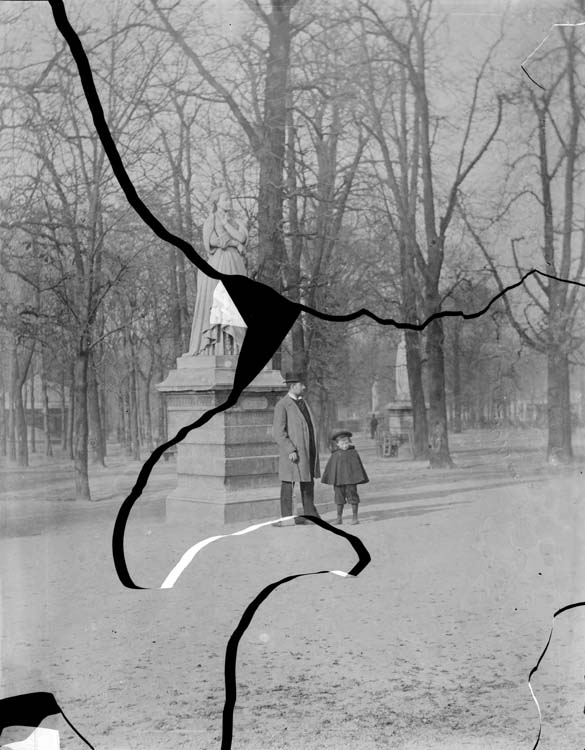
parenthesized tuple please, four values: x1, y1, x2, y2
(1, 428, 585, 750)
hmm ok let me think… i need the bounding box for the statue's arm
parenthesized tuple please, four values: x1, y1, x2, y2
(224, 216, 248, 245)
(272, 401, 296, 454)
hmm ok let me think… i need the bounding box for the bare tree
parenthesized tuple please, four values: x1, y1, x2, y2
(358, 0, 504, 467)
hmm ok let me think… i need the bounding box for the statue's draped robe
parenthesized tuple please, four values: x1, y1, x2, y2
(188, 244, 247, 355)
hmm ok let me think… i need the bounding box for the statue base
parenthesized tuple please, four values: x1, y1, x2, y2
(384, 400, 414, 456)
(157, 355, 288, 530)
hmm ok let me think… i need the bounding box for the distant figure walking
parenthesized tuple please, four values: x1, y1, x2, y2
(322, 430, 369, 525)
(369, 413, 378, 439)
(272, 373, 321, 526)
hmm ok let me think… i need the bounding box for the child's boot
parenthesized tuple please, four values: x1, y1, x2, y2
(350, 504, 359, 525)
(334, 505, 343, 524)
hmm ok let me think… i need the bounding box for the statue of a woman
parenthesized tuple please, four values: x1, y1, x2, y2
(187, 189, 249, 356)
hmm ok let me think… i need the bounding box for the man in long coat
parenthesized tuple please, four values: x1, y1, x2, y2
(272, 373, 321, 525)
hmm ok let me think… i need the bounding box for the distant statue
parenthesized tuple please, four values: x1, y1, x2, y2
(395, 335, 410, 402)
(187, 189, 249, 356)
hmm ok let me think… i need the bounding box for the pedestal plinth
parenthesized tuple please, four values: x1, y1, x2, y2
(384, 400, 414, 455)
(156, 355, 288, 527)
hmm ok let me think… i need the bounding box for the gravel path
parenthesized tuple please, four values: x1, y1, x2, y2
(1, 430, 584, 749)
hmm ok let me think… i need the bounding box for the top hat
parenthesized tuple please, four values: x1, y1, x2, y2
(331, 429, 353, 442)
(283, 372, 305, 384)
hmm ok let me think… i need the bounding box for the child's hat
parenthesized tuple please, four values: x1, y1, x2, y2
(331, 429, 352, 442)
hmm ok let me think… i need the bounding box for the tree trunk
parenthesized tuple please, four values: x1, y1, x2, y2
(99, 370, 107, 457)
(73, 344, 91, 500)
(256, 1, 293, 291)
(0, 388, 6, 457)
(130, 362, 140, 462)
(547, 347, 572, 463)
(41, 352, 53, 458)
(117, 390, 125, 445)
(169, 252, 182, 358)
(11, 341, 31, 468)
(426, 316, 453, 468)
(157, 360, 167, 444)
(123, 384, 132, 457)
(88, 351, 105, 466)
(176, 249, 190, 353)
(452, 323, 462, 434)
(67, 363, 75, 461)
(285, 99, 306, 374)
(29, 371, 36, 453)
(8, 390, 16, 462)
(143, 370, 154, 452)
(61, 369, 68, 451)
(15, 385, 27, 466)
(405, 330, 428, 459)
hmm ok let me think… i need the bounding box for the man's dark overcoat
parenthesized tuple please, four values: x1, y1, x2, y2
(272, 395, 320, 482)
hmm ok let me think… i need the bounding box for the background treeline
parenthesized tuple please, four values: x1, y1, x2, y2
(1, 0, 584, 498)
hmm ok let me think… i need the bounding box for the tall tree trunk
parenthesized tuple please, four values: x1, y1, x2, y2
(547, 347, 572, 463)
(67, 363, 75, 461)
(73, 344, 91, 500)
(405, 330, 428, 458)
(452, 323, 462, 434)
(11, 339, 34, 467)
(0, 388, 6, 457)
(15, 384, 27, 466)
(123, 384, 132, 457)
(256, 1, 293, 291)
(426, 314, 453, 468)
(143, 368, 153, 452)
(41, 351, 53, 458)
(61, 368, 68, 451)
(117, 390, 125, 445)
(129, 360, 140, 462)
(285, 94, 306, 375)
(176, 249, 190, 353)
(29, 371, 36, 453)
(8, 389, 16, 462)
(99, 377, 107, 457)
(88, 351, 105, 466)
(157, 361, 166, 444)
(169, 252, 182, 358)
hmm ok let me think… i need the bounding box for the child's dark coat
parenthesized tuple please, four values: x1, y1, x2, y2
(321, 445, 369, 486)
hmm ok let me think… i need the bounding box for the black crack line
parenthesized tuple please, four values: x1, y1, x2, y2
(298, 268, 585, 325)
(0, 691, 95, 750)
(528, 600, 585, 750)
(113, 388, 242, 589)
(521, 21, 585, 90)
(220, 516, 370, 750)
(521, 64, 545, 90)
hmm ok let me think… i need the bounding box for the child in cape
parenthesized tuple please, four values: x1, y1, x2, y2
(321, 430, 369, 525)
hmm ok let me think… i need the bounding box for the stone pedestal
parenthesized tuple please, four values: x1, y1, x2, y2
(156, 355, 288, 527)
(384, 400, 414, 455)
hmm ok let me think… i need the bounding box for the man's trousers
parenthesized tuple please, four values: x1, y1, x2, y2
(280, 480, 321, 523)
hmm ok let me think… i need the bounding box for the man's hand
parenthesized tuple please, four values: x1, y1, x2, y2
(288, 451, 299, 463)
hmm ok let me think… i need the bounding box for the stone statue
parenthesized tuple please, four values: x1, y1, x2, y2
(187, 189, 249, 356)
(395, 335, 410, 402)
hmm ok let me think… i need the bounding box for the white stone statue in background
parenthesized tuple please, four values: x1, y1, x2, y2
(395, 335, 410, 402)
